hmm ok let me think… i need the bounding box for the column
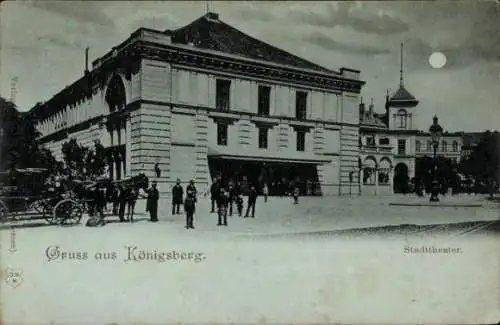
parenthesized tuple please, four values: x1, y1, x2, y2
(125, 116, 132, 177)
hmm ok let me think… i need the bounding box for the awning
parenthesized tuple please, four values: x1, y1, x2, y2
(207, 147, 331, 164)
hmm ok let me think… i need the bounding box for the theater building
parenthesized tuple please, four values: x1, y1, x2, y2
(27, 12, 365, 195)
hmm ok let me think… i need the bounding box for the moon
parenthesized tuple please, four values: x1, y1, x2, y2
(429, 52, 447, 69)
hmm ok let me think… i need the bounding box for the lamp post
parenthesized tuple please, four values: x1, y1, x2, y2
(429, 116, 443, 202)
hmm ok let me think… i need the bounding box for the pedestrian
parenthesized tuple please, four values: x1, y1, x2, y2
(210, 178, 218, 213)
(235, 195, 243, 217)
(227, 183, 235, 216)
(146, 180, 159, 222)
(117, 184, 127, 222)
(186, 180, 198, 204)
(244, 186, 257, 218)
(184, 189, 196, 229)
(263, 183, 269, 203)
(216, 187, 228, 226)
(172, 178, 183, 215)
(293, 186, 299, 204)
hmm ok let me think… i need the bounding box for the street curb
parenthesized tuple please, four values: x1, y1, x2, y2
(389, 203, 483, 208)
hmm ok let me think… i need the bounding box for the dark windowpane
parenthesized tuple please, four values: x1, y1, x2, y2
(397, 139, 406, 155)
(295, 91, 307, 120)
(258, 127, 268, 148)
(379, 138, 390, 145)
(217, 123, 228, 146)
(216, 79, 231, 111)
(296, 130, 305, 151)
(258, 85, 271, 116)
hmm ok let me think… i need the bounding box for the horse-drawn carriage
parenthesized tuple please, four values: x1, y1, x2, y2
(0, 168, 83, 225)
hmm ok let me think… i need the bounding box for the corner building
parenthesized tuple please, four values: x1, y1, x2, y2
(358, 44, 466, 195)
(27, 13, 365, 195)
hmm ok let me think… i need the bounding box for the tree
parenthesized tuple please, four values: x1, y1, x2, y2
(61, 138, 89, 178)
(0, 97, 58, 172)
(415, 155, 459, 194)
(61, 139, 107, 179)
(459, 131, 500, 197)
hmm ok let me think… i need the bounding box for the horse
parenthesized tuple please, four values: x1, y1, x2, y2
(68, 174, 148, 224)
(112, 173, 149, 222)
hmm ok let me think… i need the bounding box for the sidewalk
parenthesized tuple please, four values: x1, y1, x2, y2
(127, 194, 499, 236)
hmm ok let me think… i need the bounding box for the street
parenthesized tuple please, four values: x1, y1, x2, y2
(1, 194, 498, 240)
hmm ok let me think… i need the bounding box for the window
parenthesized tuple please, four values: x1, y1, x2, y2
(216, 79, 231, 111)
(217, 123, 228, 146)
(296, 130, 305, 151)
(366, 136, 376, 146)
(397, 109, 407, 128)
(378, 170, 390, 185)
(363, 168, 375, 185)
(379, 138, 390, 145)
(258, 85, 271, 116)
(452, 141, 458, 152)
(397, 139, 406, 155)
(258, 127, 268, 149)
(295, 91, 307, 120)
(441, 140, 447, 152)
(427, 141, 432, 152)
(416, 140, 421, 152)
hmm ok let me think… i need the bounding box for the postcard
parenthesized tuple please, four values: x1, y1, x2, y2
(1, 1, 499, 324)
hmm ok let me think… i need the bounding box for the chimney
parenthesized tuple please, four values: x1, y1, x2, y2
(85, 47, 89, 75)
(369, 98, 374, 116)
(359, 97, 365, 117)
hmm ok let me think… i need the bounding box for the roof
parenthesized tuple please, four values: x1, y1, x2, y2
(360, 112, 387, 128)
(388, 86, 419, 108)
(169, 12, 333, 73)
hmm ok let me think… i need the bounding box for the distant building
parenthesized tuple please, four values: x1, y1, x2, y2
(359, 44, 469, 195)
(26, 12, 365, 195)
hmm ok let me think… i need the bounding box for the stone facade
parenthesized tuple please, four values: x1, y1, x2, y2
(27, 13, 365, 196)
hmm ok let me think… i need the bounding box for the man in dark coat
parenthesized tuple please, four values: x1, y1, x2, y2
(227, 183, 236, 216)
(244, 186, 258, 218)
(210, 178, 219, 213)
(146, 181, 159, 222)
(216, 187, 228, 226)
(184, 188, 196, 229)
(117, 184, 127, 222)
(172, 178, 183, 215)
(186, 180, 197, 204)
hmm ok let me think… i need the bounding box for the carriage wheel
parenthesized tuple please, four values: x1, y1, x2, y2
(29, 200, 45, 214)
(0, 200, 8, 222)
(52, 199, 83, 225)
(43, 200, 57, 224)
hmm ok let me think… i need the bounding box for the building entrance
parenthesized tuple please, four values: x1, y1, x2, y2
(208, 158, 321, 196)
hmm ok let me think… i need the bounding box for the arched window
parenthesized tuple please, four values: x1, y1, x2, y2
(105, 75, 126, 113)
(378, 158, 391, 185)
(441, 140, 447, 152)
(397, 109, 407, 128)
(452, 141, 458, 152)
(363, 158, 377, 185)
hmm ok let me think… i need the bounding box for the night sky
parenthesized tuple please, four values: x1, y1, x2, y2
(1, 1, 499, 131)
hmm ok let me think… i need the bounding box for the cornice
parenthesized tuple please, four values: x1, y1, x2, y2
(133, 41, 364, 94)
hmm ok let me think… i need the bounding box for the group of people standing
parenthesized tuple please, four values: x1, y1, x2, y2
(164, 178, 261, 229)
(146, 177, 302, 229)
(209, 179, 259, 226)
